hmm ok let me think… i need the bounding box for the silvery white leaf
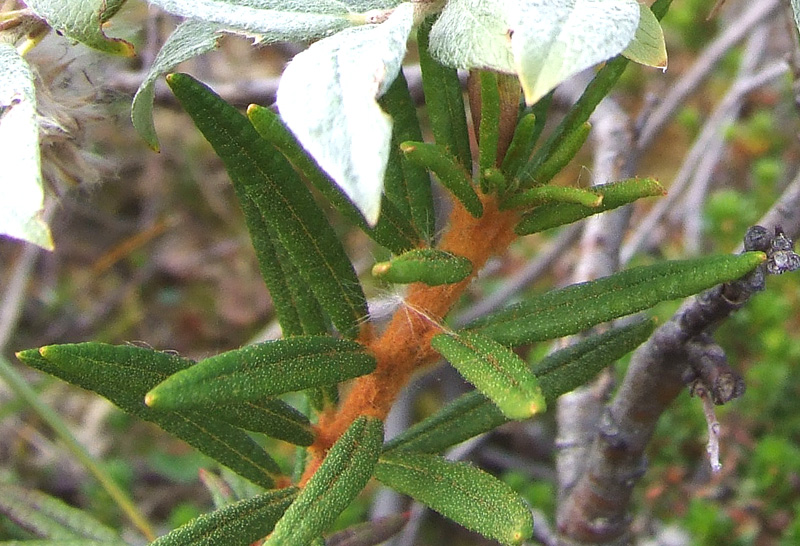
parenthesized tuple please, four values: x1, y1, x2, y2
(277, 3, 415, 225)
(0, 43, 52, 249)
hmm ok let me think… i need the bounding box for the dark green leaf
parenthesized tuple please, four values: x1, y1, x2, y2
(520, 121, 591, 188)
(470, 253, 765, 346)
(514, 177, 665, 234)
(372, 249, 472, 286)
(146, 336, 375, 410)
(167, 73, 367, 338)
(213, 399, 314, 446)
(151, 488, 298, 546)
(418, 17, 472, 169)
(235, 192, 326, 337)
(431, 331, 545, 420)
(382, 318, 654, 454)
(378, 71, 436, 240)
(374, 451, 532, 545)
(270, 229, 330, 336)
(516, 56, 629, 188)
(246, 104, 420, 254)
(17, 344, 282, 489)
(265, 417, 384, 545)
(400, 141, 482, 217)
(501, 92, 552, 179)
(477, 71, 501, 174)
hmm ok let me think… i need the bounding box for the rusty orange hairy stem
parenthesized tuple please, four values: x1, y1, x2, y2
(302, 195, 518, 483)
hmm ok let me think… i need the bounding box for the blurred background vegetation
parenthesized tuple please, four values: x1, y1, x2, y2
(2, 0, 800, 544)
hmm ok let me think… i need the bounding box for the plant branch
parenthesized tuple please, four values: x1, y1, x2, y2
(310, 196, 518, 471)
(555, 177, 800, 544)
(556, 95, 634, 503)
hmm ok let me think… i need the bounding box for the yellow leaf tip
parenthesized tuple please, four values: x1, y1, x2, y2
(372, 262, 391, 276)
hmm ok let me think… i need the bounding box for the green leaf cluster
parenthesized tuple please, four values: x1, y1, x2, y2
(7, 0, 784, 544)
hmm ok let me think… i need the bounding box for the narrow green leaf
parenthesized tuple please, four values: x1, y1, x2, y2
(247, 104, 419, 254)
(519, 121, 591, 188)
(235, 187, 319, 337)
(270, 227, 330, 336)
(478, 71, 501, 173)
(383, 318, 655, 454)
(26, 0, 134, 55)
(481, 167, 507, 194)
(17, 344, 282, 489)
(145, 336, 375, 411)
(276, 3, 415, 225)
(400, 141, 482, 217)
(374, 451, 532, 545)
(501, 93, 552, 180)
(0, 355, 155, 540)
(516, 55, 629, 187)
(168, 72, 367, 338)
(372, 249, 472, 286)
(213, 399, 315, 446)
(470, 253, 766, 346)
(0, 484, 124, 543)
(0, 43, 52, 250)
(265, 416, 384, 545)
(515, 177, 665, 235)
(151, 488, 298, 546)
(622, 2, 667, 68)
(501, 113, 536, 179)
(132, 20, 222, 150)
(151, 412, 282, 489)
(418, 17, 472, 169)
(503, 184, 603, 210)
(532, 318, 656, 398)
(432, 331, 545, 420)
(378, 71, 436, 240)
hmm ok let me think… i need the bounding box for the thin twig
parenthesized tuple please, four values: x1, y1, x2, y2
(621, 59, 789, 263)
(634, 0, 782, 153)
(0, 241, 40, 350)
(555, 172, 800, 545)
(681, 25, 769, 254)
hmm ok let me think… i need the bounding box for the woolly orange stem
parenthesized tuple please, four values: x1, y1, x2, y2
(303, 195, 518, 482)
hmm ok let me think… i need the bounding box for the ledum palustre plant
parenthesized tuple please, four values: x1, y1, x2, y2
(4, 0, 800, 544)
